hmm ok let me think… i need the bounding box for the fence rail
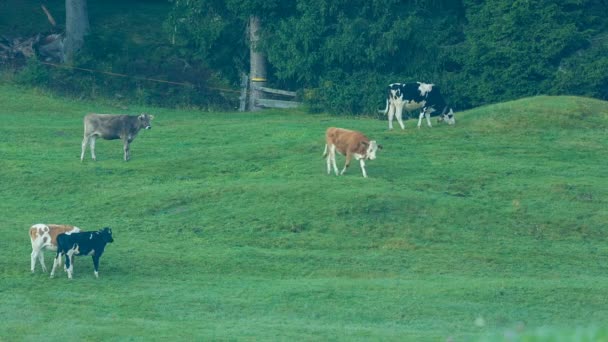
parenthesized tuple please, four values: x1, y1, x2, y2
(240, 80, 301, 111)
(256, 98, 301, 109)
(254, 86, 297, 97)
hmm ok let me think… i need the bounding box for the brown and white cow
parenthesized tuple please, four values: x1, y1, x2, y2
(323, 127, 382, 178)
(29, 224, 81, 273)
(80, 113, 154, 162)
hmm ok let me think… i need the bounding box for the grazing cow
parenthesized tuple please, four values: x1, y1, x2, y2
(80, 113, 154, 162)
(51, 227, 114, 279)
(29, 224, 81, 273)
(323, 127, 382, 178)
(381, 82, 455, 130)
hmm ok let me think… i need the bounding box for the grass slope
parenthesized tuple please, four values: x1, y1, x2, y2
(0, 85, 607, 341)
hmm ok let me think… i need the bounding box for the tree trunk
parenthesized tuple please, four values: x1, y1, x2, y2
(248, 16, 267, 111)
(64, 0, 89, 63)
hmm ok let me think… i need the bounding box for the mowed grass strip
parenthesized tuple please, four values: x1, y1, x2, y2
(0, 85, 607, 341)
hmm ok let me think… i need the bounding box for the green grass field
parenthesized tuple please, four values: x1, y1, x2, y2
(1, 84, 607, 341)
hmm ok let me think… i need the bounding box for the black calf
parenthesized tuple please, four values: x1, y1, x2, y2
(50, 227, 114, 279)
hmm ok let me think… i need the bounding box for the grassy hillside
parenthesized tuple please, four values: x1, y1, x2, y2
(0, 85, 607, 341)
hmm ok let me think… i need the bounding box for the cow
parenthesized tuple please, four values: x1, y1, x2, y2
(29, 223, 81, 273)
(50, 227, 114, 279)
(380, 82, 455, 130)
(80, 113, 154, 162)
(323, 127, 382, 178)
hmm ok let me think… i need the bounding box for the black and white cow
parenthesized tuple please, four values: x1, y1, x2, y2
(381, 82, 455, 130)
(50, 227, 114, 279)
(80, 113, 154, 161)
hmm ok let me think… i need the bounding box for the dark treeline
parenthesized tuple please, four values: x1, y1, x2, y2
(3, 0, 608, 113)
(170, 0, 608, 113)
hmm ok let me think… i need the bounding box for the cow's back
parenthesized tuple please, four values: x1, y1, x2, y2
(30, 224, 80, 248)
(401, 83, 425, 102)
(326, 127, 368, 155)
(425, 86, 447, 109)
(58, 230, 106, 256)
(84, 114, 133, 140)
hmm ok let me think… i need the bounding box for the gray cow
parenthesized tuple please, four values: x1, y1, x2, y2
(80, 113, 154, 162)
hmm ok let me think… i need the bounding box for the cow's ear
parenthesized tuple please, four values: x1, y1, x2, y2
(360, 141, 369, 147)
(149, 115, 155, 120)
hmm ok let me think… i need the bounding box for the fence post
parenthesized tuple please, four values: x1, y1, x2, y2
(248, 15, 267, 111)
(239, 73, 248, 112)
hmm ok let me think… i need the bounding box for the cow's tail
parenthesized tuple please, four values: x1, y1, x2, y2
(378, 98, 390, 115)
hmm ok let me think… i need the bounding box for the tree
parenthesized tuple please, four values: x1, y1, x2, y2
(248, 15, 267, 111)
(64, 0, 89, 63)
(168, 0, 293, 85)
(168, 0, 608, 113)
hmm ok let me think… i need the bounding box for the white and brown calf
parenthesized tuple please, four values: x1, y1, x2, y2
(323, 127, 382, 178)
(29, 224, 80, 273)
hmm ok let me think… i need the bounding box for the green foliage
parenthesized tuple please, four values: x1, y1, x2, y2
(305, 71, 387, 115)
(553, 41, 608, 100)
(452, 1, 588, 108)
(168, 0, 244, 80)
(260, 0, 464, 113)
(2, 0, 237, 110)
(13, 58, 50, 85)
(1, 86, 608, 340)
(2, 0, 608, 113)
(263, 0, 444, 84)
(188, 0, 606, 114)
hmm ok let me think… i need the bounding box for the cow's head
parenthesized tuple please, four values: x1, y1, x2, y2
(99, 227, 114, 243)
(437, 108, 456, 125)
(362, 140, 382, 160)
(389, 83, 403, 102)
(138, 113, 154, 130)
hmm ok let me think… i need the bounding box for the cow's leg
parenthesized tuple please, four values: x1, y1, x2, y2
(395, 102, 406, 130)
(425, 109, 432, 127)
(417, 111, 425, 128)
(60, 252, 68, 272)
(359, 159, 367, 178)
(66, 250, 75, 279)
(387, 102, 395, 130)
(30, 248, 39, 273)
(92, 255, 100, 278)
(30, 241, 46, 272)
(50, 252, 61, 278)
(39, 252, 47, 272)
(340, 153, 352, 175)
(123, 140, 130, 161)
(80, 135, 89, 161)
(325, 145, 332, 175)
(90, 136, 97, 161)
(330, 146, 339, 175)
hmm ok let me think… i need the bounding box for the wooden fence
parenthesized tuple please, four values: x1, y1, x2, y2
(239, 74, 301, 111)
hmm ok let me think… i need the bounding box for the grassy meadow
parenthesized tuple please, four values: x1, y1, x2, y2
(0, 84, 607, 341)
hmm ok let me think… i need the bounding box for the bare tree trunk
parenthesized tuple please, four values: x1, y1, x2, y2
(64, 0, 89, 63)
(248, 16, 267, 111)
